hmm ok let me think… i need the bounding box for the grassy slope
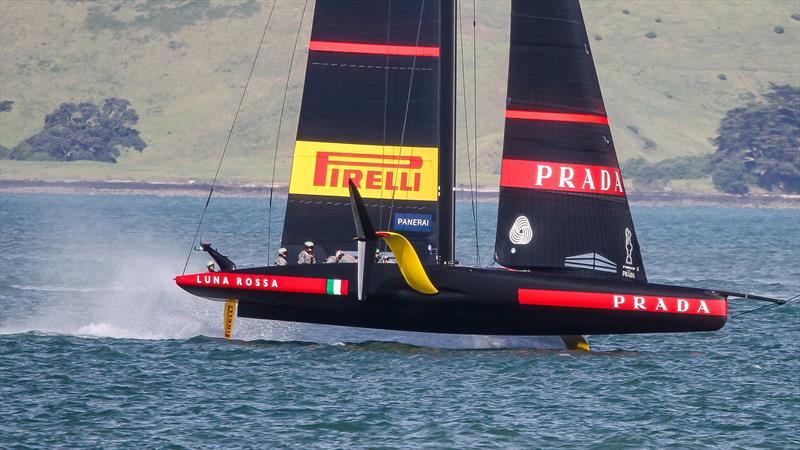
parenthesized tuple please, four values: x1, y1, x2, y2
(1, 0, 798, 191)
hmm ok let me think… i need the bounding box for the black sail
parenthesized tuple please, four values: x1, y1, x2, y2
(494, 0, 647, 282)
(281, 0, 441, 264)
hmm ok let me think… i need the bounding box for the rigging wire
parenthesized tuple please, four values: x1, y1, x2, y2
(379, 0, 393, 253)
(458, 0, 480, 266)
(387, 0, 426, 224)
(182, 0, 277, 275)
(472, 0, 480, 266)
(266, 0, 309, 261)
(731, 294, 797, 319)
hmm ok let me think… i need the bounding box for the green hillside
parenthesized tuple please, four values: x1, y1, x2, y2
(1, 0, 798, 192)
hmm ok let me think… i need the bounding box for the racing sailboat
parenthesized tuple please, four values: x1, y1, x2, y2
(176, 0, 785, 348)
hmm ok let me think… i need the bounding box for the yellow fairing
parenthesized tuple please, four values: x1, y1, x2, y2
(377, 232, 438, 295)
(223, 299, 237, 339)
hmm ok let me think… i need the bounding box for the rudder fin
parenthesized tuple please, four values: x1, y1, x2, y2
(561, 335, 590, 351)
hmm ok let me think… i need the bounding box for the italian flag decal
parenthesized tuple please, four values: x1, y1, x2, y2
(326, 279, 345, 295)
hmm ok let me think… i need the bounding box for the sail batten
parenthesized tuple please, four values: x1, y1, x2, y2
(494, 0, 646, 282)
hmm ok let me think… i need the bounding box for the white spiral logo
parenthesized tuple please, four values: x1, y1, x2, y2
(509, 216, 533, 245)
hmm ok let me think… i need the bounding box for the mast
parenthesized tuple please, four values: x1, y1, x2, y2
(438, 0, 457, 263)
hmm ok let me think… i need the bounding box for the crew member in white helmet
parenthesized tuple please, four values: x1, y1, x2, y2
(298, 241, 316, 264)
(275, 248, 288, 266)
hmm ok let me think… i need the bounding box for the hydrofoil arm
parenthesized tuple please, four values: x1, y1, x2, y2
(711, 290, 790, 305)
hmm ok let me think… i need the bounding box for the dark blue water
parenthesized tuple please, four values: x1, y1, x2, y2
(1, 193, 798, 448)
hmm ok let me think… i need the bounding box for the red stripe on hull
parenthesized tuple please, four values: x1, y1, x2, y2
(309, 40, 440, 57)
(519, 289, 727, 317)
(176, 273, 348, 296)
(505, 110, 609, 125)
(500, 159, 626, 196)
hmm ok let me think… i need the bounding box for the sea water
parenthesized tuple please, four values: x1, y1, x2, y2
(0, 192, 798, 448)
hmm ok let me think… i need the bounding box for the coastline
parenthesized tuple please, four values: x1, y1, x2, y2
(2, 178, 798, 208)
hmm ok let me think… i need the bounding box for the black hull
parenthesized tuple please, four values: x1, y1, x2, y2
(176, 265, 727, 336)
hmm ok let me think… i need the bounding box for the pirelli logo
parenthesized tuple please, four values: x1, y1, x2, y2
(289, 141, 438, 201)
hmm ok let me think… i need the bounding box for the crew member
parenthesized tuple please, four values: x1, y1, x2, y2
(206, 261, 216, 272)
(298, 241, 316, 264)
(326, 250, 345, 264)
(275, 248, 288, 266)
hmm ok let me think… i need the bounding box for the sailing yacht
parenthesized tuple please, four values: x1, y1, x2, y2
(175, 0, 784, 348)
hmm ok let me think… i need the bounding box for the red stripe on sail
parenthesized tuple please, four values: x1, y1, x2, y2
(309, 40, 440, 57)
(500, 159, 626, 196)
(505, 110, 609, 125)
(518, 289, 727, 316)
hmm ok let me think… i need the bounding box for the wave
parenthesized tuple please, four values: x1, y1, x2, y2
(0, 324, 578, 350)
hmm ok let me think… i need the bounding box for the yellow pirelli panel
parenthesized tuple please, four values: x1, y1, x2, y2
(288, 141, 439, 201)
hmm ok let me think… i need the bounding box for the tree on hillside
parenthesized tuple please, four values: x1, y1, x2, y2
(622, 155, 711, 191)
(0, 101, 15, 157)
(9, 98, 146, 163)
(709, 84, 800, 194)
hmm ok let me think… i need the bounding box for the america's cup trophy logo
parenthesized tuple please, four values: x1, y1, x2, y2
(625, 227, 634, 265)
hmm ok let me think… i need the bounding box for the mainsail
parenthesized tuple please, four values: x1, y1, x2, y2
(494, 0, 647, 282)
(281, 0, 441, 264)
